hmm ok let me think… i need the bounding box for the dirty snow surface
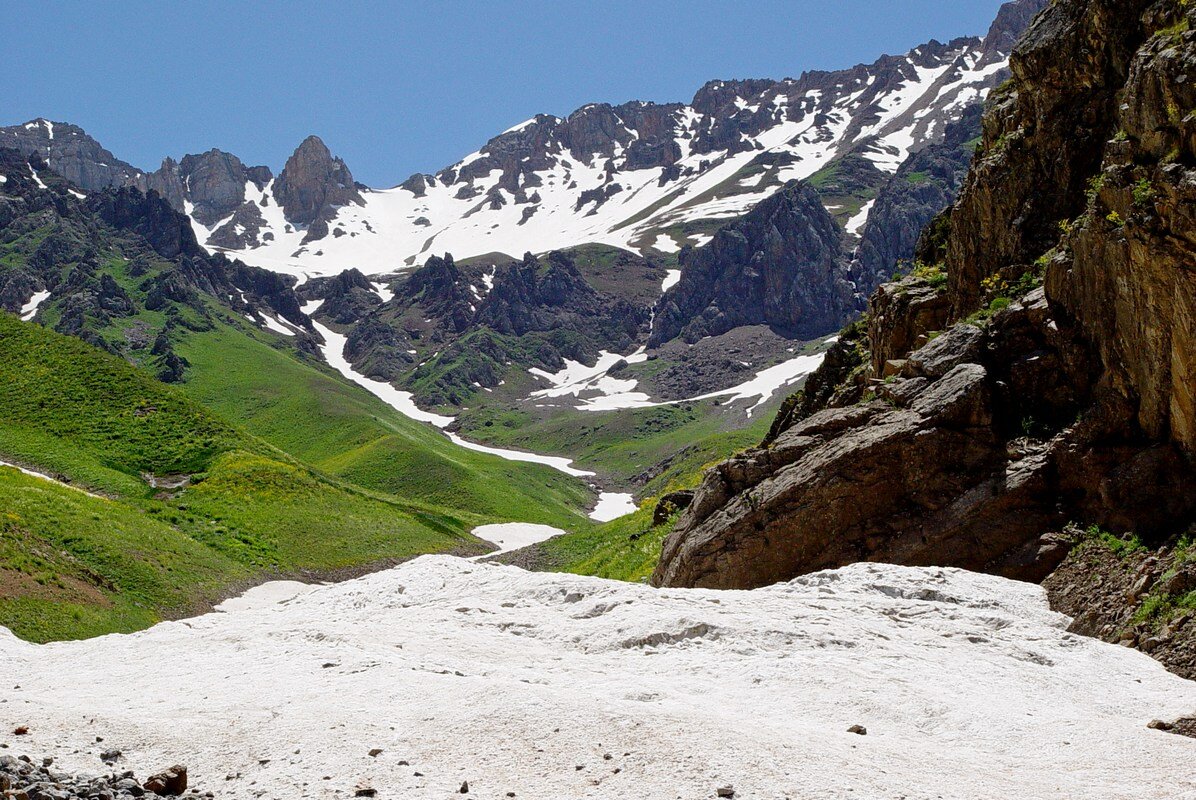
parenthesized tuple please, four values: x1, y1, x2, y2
(3, 559, 1196, 799)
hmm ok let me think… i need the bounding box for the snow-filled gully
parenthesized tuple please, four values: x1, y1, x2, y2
(306, 309, 632, 524)
(305, 302, 824, 526)
(3, 558, 1194, 799)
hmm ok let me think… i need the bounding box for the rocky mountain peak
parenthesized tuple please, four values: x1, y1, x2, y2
(0, 118, 144, 191)
(273, 135, 364, 228)
(690, 79, 778, 116)
(979, 0, 1051, 63)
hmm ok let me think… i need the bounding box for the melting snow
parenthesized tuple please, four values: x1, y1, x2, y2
(18, 290, 51, 321)
(697, 352, 825, 415)
(27, 164, 47, 190)
(529, 349, 649, 403)
(3, 558, 1194, 799)
(0, 459, 104, 499)
(312, 321, 454, 427)
(371, 281, 395, 304)
(565, 351, 825, 415)
(258, 314, 297, 337)
(661, 269, 681, 292)
(311, 320, 594, 477)
(651, 233, 681, 254)
(470, 522, 565, 557)
(589, 492, 638, 522)
(845, 198, 876, 236)
(443, 432, 594, 478)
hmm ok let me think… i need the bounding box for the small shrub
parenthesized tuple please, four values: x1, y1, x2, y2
(910, 261, 948, 291)
(980, 273, 1008, 297)
(1079, 524, 1145, 557)
(1132, 177, 1155, 207)
(1011, 271, 1043, 296)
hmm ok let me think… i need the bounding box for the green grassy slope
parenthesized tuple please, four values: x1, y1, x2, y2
(458, 399, 774, 496)
(0, 311, 252, 495)
(174, 323, 595, 530)
(485, 409, 776, 583)
(0, 313, 491, 640)
(511, 506, 672, 583)
(0, 468, 243, 642)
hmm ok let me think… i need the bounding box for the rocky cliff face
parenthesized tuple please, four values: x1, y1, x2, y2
(0, 119, 144, 191)
(143, 149, 272, 227)
(273, 135, 363, 233)
(650, 183, 851, 345)
(653, 0, 1196, 603)
(849, 104, 982, 298)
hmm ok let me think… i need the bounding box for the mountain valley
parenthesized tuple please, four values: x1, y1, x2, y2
(1, 0, 1195, 796)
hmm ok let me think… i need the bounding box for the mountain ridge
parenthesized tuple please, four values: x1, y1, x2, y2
(0, 0, 1045, 279)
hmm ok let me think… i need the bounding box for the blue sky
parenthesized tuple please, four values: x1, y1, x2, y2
(4, 1, 1006, 186)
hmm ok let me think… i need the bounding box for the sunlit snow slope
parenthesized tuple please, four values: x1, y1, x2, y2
(3, 558, 1194, 799)
(197, 34, 1012, 279)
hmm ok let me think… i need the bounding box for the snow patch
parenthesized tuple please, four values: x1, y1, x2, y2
(845, 198, 876, 236)
(312, 321, 454, 427)
(570, 351, 826, 415)
(0, 459, 103, 499)
(529, 349, 649, 406)
(258, 314, 297, 337)
(651, 233, 680, 253)
(661, 269, 681, 293)
(19, 290, 51, 321)
(3, 558, 1195, 799)
(471, 522, 564, 557)
(28, 164, 47, 190)
(312, 319, 594, 477)
(371, 281, 395, 304)
(443, 432, 594, 478)
(589, 492, 638, 522)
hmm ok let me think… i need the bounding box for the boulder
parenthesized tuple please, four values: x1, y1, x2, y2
(142, 765, 187, 796)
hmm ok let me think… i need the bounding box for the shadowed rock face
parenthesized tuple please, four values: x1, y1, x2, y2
(0, 119, 144, 191)
(273, 135, 363, 230)
(653, 0, 1196, 591)
(649, 182, 852, 347)
(850, 105, 982, 296)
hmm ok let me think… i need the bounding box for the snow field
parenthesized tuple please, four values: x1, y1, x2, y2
(3, 558, 1194, 799)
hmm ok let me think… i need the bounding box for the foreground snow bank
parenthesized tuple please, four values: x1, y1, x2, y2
(2, 558, 1195, 799)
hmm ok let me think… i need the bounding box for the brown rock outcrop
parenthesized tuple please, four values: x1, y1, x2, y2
(273, 135, 363, 229)
(653, 0, 1196, 591)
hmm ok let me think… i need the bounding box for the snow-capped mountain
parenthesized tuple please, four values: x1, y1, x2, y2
(211, 37, 1007, 279)
(0, 1, 1042, 282)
